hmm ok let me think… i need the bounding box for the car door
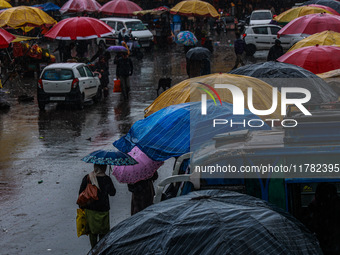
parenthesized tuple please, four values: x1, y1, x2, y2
(269, 26, 287, 48)
(84, 65, 98, 97)
(76, 66, 89, 98)
(105, 20, 117, 44)
(252, 26, 272, 50)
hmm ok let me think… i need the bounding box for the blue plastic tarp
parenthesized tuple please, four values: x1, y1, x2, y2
(33, 2, 60, 12)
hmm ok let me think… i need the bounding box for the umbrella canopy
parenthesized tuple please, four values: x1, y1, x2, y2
(60, 0, 101, 14)
(176, 31, 197, 46)
(303, 0, 340, 14)
(144, 73, 282, 120)
(278, 13, 340, 36)
(114, 101, 269, 161)
(33, 2, 61, 12)
(81, 149, 138, 166)
(277, 45, 340, 74)
(133, 6, 169, 16)
(288, 30, 340, 52)
(106, 45, 128, 52)
(0, 6, 57, 29)
(0, 28, 15, 48)
(99, 0, 142, 16)
(229, 61, 338, 104)
(170, 0, 219, 18)
(112, 146, 164, 184)
(88, 190, 322, 255)
(308, 4, 339, 15)
(274, 5, 337, 25)
(317, 68, 340, 96)
(44, 17, 114, 40)
(186, 46, 211, 60)
(0, 0, 11, 9)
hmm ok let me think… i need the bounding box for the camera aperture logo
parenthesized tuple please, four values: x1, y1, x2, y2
(200, 84, 312, 128)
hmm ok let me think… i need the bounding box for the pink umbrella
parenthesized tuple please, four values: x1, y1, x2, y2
(60, 0, 101, 14)
(99, 0, 142, 16)
(278, 13, 340, 36)
(112, 146, 164, 184)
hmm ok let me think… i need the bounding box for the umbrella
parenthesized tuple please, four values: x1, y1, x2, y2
(277, 45, 340, 74)
(277, 13, 340, 36)
(112, 146, 164, 184)
(0, 0, 11, 9)
(99, 0, 142, 16)
(303, 0, 340, 14)
(88, 190, 322, 255)
(0, 28, 15, 48)
(186, 46, 211, 61)
(317, 69, 340, 96)
(288, 30, 340, 52)
(170, 0, 220, 18)
(308, 4, 339, 15)
(176, 31, 197, 46)
(133, 6, 169, 16)
(59, 0, 101, 14)
(32, 2, 61, 12)
(274, 5, 337, 25)
(144, 73, 282, 120)
(44, 17, 114, 40)
(0, 6, 57, 29)
(114, 101, 269, 161)
(106, 45, 128, 52)
(229, 61, 338, 104)
(81, 149, 138, 166)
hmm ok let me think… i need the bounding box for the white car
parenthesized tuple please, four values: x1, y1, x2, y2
(249, 10, 273, 26)
(37, 63, 101, 110)
(243, 24, 305, 55)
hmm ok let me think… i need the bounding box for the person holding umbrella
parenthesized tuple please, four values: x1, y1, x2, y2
(78, 164, 116, 248)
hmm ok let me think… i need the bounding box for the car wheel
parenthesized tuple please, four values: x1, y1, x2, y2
(245, 44, 256, 56)
(93, 87, 102, 103)
(77, 93, 85, 110)
(38, 101, 45, 111)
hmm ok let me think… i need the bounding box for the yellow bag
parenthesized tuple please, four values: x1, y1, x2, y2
(76, 208, 88, 237)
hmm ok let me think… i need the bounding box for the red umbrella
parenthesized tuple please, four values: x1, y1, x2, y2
(0, 28, 15, 48)
(278, 13, 340, 36)
(60, 0, 101, 14)
(277, 45, 340, 74)
(44, 17, 114, 40)
(99, 0, 142, 16)
(307, 4, 339, 15)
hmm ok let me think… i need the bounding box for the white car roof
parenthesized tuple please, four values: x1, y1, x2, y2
(100, 17, 141, 22)
(251, 10, 272, 13)
(43, 63, 84, 69)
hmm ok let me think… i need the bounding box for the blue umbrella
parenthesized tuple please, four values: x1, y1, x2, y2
(113, 101, 270, 161)
(82, 149, 138, 166)
(176, 31, 198, 46)
(32, 2, 60, 12)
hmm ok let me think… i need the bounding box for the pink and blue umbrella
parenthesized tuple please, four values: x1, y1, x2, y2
(176, 31, 198, 46)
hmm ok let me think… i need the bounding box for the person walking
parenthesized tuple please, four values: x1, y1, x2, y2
(78, 164, 116, 248)
(116, 52, 133, 100)
(232, 33, 246, 70)
(127, 171, 158, 215)
(95, 55, 110, 98)
(267, 39, 284, 61)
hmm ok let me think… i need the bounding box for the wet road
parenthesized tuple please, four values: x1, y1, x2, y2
(0, 32, 267, 254)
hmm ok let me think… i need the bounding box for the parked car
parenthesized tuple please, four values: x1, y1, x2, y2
(97, 17, 154, 49)
(242, 24, 305, 55)
(249, 10, 273, 26)
(37, 63, 101, 110)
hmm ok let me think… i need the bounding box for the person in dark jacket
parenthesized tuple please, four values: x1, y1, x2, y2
(232, 33, 246, 70)
(267, 39, 284, 61)
(128, 171, 158, 215)
(95, 55, 110, 98)
(78, 164, 116, 248)
(116, 52, 133, 100)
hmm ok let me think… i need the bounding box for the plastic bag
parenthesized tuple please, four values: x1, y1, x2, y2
(76, 208, 88, 237)
(113, 79, 121, 92)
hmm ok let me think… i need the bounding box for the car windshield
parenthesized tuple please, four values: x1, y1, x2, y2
(251, 12, 272, 20)
(125, 21, 146, 31)
(42, 69, 74, 81)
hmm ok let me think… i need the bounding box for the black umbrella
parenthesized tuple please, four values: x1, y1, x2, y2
(89, 190, 322, 255)
(229, 61, 338, 104)
(186, 46, 212, 61)
(303, 0, 340, 14)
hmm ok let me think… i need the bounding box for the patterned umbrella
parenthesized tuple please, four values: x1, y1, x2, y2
(82, 149, 138, 166)
(112, 146, 164, 184)
(176, 31, 197, 46)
